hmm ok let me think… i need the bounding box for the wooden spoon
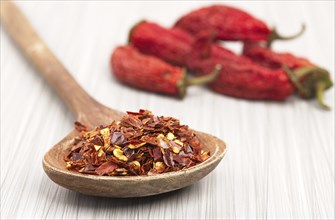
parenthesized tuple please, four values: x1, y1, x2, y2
(1, 1, 227, 197)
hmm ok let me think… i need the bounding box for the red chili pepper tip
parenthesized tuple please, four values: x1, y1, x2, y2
(127, 20, 146, 44)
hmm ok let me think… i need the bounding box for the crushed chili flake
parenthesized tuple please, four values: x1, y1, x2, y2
(64, 109, 210, 176)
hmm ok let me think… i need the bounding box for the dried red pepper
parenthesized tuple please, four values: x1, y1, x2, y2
(64, 110, 210, 176)
(174, 5, 304, 46)
(129, 21, 294, 100)
(243, 44, 333, 108)
(111, 46, 221, 98)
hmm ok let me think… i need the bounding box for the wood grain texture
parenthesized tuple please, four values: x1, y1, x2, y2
(1, 1, 334, 219)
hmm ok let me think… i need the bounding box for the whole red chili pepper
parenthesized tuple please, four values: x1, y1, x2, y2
(111, 46, 221, 97)
(243, 44, 333, 108)
(129, 21, 294, 100)
(174, 5, 304, 46)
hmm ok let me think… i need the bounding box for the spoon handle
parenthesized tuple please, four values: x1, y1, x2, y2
(1, 1, 100, 119)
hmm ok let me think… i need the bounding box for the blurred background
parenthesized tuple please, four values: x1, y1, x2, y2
(1, 1, 334, 219)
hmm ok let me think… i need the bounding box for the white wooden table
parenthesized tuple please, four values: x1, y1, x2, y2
(1, 1, 334, 219)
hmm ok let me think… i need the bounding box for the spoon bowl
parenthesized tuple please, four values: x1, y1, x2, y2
(1, 1, 227, 198)
(43, 128, 226, 197)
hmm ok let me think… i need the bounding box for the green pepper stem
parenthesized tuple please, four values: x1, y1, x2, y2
(293, 66, 329, 78)
(284, 65, 333, 110)
(283, 65, 308, 96)
(185, 64, 222, 86)
(316, 82, 331, 110)
(267, 24, 306, 47)
(178, 64, 222, 98)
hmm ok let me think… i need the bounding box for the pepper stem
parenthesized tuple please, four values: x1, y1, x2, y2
(267, 24, 306, 47)
(284, 65, 333, 110)
(283, 65, 309, 97)
(185, 64, 222, 86)
(316, 82, 331, 110)
(178, 64, 222, 98)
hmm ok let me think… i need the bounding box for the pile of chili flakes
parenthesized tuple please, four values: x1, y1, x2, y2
(64, 110, 210, 176)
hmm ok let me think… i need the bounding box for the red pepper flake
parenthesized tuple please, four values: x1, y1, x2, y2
(64, 110, 210, 176)
(74, 121, 87, 132)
